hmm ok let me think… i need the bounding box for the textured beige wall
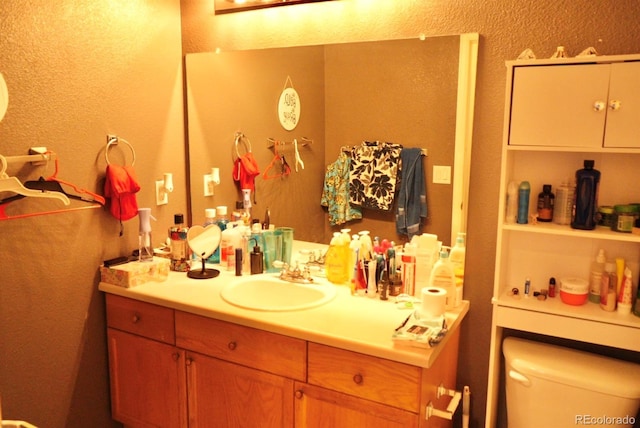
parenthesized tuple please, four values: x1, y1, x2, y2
(0, 0, 639, 427)
(0, 1, 185, 427)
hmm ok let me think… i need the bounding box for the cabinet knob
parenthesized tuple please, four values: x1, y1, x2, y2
(352, 374, 363, 385)
(131, 313, 140, 323)
(172, 352, 180, 361)
(593, 101, 606, 112)
(609, 99, 621, 111)
(228, 341, 237, 351)
(295, 390, 304, 399)
(185, 357, 193, 366)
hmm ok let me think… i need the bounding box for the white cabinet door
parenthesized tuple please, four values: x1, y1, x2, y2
(509, 64, 610, 147)
(604, 61, 640, 148)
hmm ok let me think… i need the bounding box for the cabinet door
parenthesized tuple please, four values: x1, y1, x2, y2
(107, 328, 187, 428)
(603, 61, 640, 148)
(509, 64, 610, 147)
(294, 382, 418, 428)
(186, 351, 294, 428)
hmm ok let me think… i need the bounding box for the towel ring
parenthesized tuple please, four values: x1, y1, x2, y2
(105, 136, 136, 166)
(234, 132, 252, 158)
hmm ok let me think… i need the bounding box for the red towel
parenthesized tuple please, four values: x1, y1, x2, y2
(233, 152, 260, 192)
(104, 164, 140, 222)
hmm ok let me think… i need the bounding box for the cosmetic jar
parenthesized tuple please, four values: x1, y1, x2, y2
(559, 277, 589, 306)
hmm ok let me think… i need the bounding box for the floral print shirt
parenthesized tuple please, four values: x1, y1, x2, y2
(349, 141, 403, 211)
(321, 152, 362, 226)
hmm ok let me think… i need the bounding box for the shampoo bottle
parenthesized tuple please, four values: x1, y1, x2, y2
(536, 184, 554, 222)
(588, 249, 606, 304)
(428, 248, 457, 309)
(571, 160, 600, 230)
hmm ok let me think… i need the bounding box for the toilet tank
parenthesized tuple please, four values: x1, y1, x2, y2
(503, 337, 640, 428)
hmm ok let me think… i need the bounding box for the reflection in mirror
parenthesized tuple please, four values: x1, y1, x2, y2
(185, 34, 477, 247)
(187, 224, 222, 279)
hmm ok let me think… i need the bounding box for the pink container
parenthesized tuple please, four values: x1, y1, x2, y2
(559, 277, 589, 305)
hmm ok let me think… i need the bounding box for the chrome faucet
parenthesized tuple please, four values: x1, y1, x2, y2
(278, 262, 314, 284)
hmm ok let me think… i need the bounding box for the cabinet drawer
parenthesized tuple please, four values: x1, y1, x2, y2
(307, 342, 420, 412)
(106, 294, 175, 344)
(175, 311, 306, 381)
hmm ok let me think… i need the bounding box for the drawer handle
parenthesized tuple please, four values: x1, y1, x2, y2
(131, 313, 140, 323)
(593, 101, 606, 112)
(352, 374, 363, 385)
(295, 390, 304, 399)
(609, 99, 621, 111)
(228, 341, 237, 351)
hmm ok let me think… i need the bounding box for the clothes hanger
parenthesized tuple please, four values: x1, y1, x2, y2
(263, 142, 291, 179)
(39, 152, 105, 205)
(0, 154, 70, 206)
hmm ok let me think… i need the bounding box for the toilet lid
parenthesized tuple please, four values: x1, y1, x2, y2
(0, 72, 8, 123)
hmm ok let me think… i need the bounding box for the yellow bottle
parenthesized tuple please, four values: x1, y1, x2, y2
(325, 232, 349, 284)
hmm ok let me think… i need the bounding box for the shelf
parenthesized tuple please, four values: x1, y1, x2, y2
(493, 290, 640, 352)
(501, 222, 640, 243)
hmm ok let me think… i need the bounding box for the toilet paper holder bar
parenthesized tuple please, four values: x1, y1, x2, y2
(425, 383, 462, 420)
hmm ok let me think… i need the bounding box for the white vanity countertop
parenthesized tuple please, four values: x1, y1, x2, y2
(99, 241, 469, 368)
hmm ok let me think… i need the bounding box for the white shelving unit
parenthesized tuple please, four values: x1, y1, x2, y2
(485, 54, 640, 427)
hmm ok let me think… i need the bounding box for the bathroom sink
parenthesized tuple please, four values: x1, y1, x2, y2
(220, 275, 337, 311)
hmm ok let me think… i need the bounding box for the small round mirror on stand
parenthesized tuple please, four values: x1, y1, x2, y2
(187, 224, 221, 279)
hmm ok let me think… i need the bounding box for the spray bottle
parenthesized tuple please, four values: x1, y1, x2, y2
(138, 208, 155, 262)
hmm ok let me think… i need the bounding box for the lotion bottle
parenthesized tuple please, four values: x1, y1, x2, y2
(428, 248, 457, 309)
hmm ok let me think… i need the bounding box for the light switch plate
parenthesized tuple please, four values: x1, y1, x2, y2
(433, 165, 451, 184)
(156, 180, 168, 205)
(204, 175, 214, 197)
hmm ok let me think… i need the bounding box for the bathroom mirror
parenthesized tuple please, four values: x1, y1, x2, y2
(185, 34, 477, 246)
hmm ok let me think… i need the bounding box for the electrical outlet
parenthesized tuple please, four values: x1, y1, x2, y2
(433, 165, 451, 184)
(156, 180, 168, 205)
(204, 175, 214, 196)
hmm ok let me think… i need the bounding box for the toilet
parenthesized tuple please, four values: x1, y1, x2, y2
(503, 337, 640, 428)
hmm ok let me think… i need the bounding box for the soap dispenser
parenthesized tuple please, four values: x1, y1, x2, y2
(250, 238, 264, 275)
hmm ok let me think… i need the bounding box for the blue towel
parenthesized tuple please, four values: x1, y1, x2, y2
(395, 148, 427, 237)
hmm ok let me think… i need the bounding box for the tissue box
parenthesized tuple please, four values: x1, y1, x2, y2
(100, 257, 170, 288)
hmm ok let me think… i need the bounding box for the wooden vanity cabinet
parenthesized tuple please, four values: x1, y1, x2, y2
(105, 294, 460, 428)
(297, 329, 460, 428)
(106, 295, 187, 428)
